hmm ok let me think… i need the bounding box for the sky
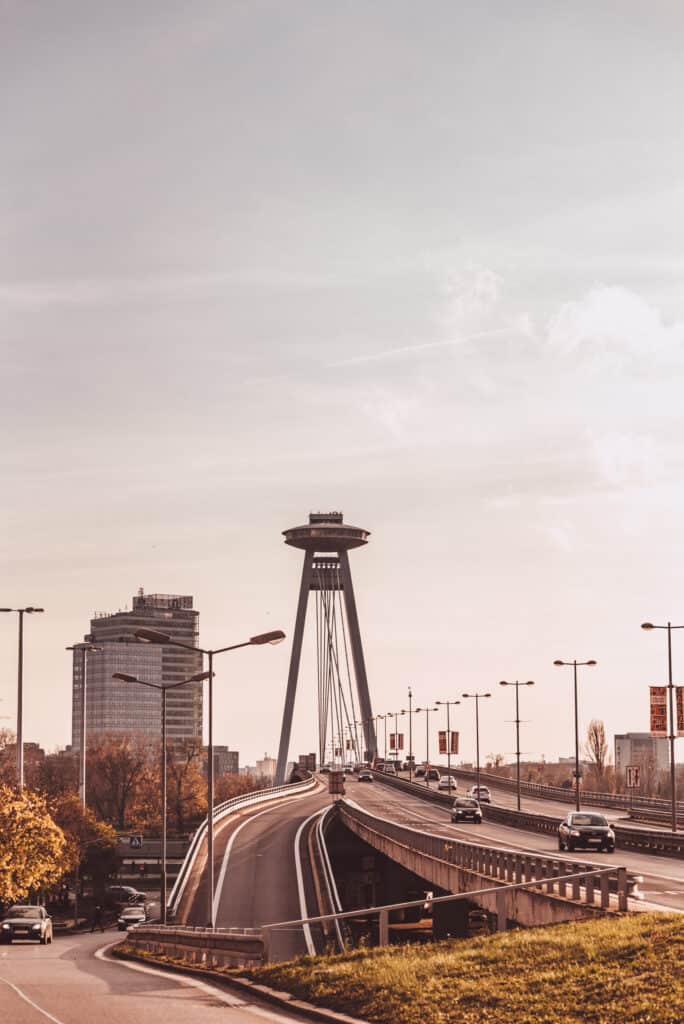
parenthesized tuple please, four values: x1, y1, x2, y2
(2, 1, 684, 769)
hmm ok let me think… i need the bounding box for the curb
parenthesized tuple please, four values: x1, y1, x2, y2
(110, 945, 369, 1024)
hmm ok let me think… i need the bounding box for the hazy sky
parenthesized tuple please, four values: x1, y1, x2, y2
(2, 2, 684, 769)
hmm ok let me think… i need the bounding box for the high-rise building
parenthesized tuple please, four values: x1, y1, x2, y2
(71, 590, 203, 752)
(614, 732, 670, 773)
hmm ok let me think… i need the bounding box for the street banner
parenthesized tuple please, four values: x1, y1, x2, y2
(334, 746, 342, 757)
(450, 731, 459, 754)
(438, 730, 447, 754)
(626, 765, 641, 789)
(650, 686, 667, 736)
(397, 733, 404, 751)
(389, 733, 396, 751)
(346, 739, 352, 750)
(677, 687, 684, 736)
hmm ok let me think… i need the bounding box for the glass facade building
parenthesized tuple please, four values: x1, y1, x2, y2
(71, 591, 203, 752)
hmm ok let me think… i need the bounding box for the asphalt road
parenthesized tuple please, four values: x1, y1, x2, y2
(346, 774, 684, 911)
(0, 930, 310, 1024)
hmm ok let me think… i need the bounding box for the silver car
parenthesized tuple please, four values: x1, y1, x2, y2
(1, 905, 53, 944)
(117, 905, 148, 930)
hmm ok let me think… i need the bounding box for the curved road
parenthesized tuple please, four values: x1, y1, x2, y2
(0, 930, 311, 1023)
(346, 774, 684, 911)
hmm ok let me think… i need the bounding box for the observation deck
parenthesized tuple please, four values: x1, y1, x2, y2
(283, 511, 370, 552)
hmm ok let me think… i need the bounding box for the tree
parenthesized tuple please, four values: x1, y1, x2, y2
(166, 739, 206, 835)
(215, 772, 270, 803)
(87, 735, 150, 829)
(50, 792, 119, 886)
(33, 751, 79, 799)
(0, 728, 16, 785)
(584, 720, 609, 785)
(0, 784, 66, 904)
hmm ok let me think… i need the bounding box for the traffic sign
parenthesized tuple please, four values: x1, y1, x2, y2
(129, 834, 143, 849)
(626, 765, 641, 789)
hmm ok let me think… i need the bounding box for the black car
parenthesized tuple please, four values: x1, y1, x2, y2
(106, 885, 146, 905)
(451, 797, 482, 824)
(558, 812, 615, 853)
(1, 905, 53, 944)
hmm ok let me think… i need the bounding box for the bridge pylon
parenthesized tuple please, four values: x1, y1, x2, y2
(275, 511, 377, 784)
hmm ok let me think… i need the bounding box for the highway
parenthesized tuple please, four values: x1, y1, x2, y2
(345, 774, 684, 912)
(0, 930, 310, 1024)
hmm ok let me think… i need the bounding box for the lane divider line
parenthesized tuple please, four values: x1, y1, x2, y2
(294, 808, 327, 956)
(0, 974, 66, 1024)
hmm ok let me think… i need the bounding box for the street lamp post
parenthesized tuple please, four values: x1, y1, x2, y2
(641, 622, 683, 833)
(435, 700, 460, 781)
(407, 687, 413, 780)
(66, 644, 101, 808)
(461, 693, 491, 797)
(113, 670, 212, 924)
(135, 627, 285, 929)
(499, 680, 535, 811)
(0, 607, 44, 788)
(553, 659, 597, 812)
(387, 709, 405, 763)
(415, 706, 437, 785)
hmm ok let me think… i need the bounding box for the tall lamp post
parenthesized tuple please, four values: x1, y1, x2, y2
(387, 709, 405, 762)
(66, 644, 101, 808)
(435, 700, 460, 781)
(415, 705, 437, 785)
(641, 622, 683, 834)
(499, 680, 535, 811)
(553, 659, 596, 811)
(113, 670, 212, 924)
(407, 687, 414, 779)
(135, 627, 285, 929)
(0, 607, 44, 788)
(461, 692, 491, 797)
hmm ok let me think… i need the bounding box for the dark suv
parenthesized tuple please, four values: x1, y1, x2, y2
(558, 812, 615, 853)
(106, 885, 146, 905)
(451, 797, 482, 824)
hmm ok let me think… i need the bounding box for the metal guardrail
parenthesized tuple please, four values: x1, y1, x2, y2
(167, 773, 318, 919)
(370, 769, 683, 860)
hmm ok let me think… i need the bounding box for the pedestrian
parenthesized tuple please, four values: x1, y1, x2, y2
(91, 904, 104, 933)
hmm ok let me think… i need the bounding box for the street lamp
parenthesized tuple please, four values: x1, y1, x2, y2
(387, 709, 405, 762)
(414, 706, 437, 785)
(461, 693, 491, 797)
(641, 622, 683, 833)
(66, 644, 101, 808)
(499, 680, 535, 811)
(0, 607, 44, 787)
(435, 700, 460, 782)
(553, 659, 596, 811)
(113, 670, 212, 924)
(407, 687, 414, 779)
(135, 626, 285, 928)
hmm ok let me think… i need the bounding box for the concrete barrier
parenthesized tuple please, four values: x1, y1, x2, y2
(123, 924, 265, 968)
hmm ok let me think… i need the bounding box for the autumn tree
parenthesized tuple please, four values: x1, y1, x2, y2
(50, 792, 119, 886)
(166, 739, 206, 835)
(215, 772, 270, 803)
(0, 728, 17, 785)
(0, 784, 66, 904)
(584, 719, 609, 786)
(87, 735, 151, 830)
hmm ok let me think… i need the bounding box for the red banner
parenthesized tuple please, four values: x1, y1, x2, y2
(450, 731, 459, 754)
(438, 730, 447, 754)
(389, 733, 396, 751)
(397, 733, 404, 751)
(677, 687, 684, 736)
(650, 686, 667, 737)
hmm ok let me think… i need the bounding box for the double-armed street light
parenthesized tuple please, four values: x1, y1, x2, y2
(135, 626, 285, 929)
(499, 680, 535, 811)
(66, 644, 101, 808)
(414, 705, 437, 784)
(1, 607, 45, 788)
(407, 687, 414, 779)
(387, 709, 405, 762)
(553, 659, 597, 812)
(641, 621, 683, 834)
(435, 699, 460, 781)
(112, 670, 213, 924)
(461, 693, 491, 797)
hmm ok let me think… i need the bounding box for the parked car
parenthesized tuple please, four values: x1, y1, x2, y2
(468, 785, 491, 803)
(358, 769, 373, 782)
(426, 768, 440, 781)
(451, 797, 482, 824)
(1, 905, 53, 944)
(558, 812, 615, 853)
(401, 758, 416, 771)
(383, 764, 397, 776)
(437, 775, 457, 791)
(117, 904, 147, 930)
(106, 885, 146, 905)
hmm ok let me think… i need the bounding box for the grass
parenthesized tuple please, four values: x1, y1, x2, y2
(237, 913, 684, 1024)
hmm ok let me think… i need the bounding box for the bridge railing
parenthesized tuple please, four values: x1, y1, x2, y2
(167, 772, 318, 920)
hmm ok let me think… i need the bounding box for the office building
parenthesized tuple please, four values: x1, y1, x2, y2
(209, 745, 239, 776)
(614, 733, 669, 773)
(71, 590, 203, 752)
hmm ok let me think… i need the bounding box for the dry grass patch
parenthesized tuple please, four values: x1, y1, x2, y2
(239, 913, 683, 1024)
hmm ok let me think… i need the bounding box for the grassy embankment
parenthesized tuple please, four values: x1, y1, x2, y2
(238, 913, 683, 1024)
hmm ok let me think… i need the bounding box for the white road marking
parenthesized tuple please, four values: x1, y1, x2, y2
(294, 808, 327, 956)
(94, 941, 305, 1022)
(0, 974, 66, 1024)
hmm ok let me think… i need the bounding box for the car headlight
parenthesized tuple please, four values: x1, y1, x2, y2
(31, 923, 41, 930)
(570, 830, 581, 836)
(1, 924, 9, 930)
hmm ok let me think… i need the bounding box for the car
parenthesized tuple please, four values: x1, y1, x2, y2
(1, 905, 53, 944)
(358, 769, 373, 782)
(558, 812, 615, 853)
(426, 768, 440, 781)
(319, 764, 332, 773)
(344, 762, 354, 772)
(468, 785, 491, 803)
(414, 765, 426, 778)
(106, 885, 146, 905)
(437, 775, 457, 790)
(383, 764, 397, 776)
(451, 797, 482, 823)
(401, 759, 416, 771)
(117, 904, 148, 930)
